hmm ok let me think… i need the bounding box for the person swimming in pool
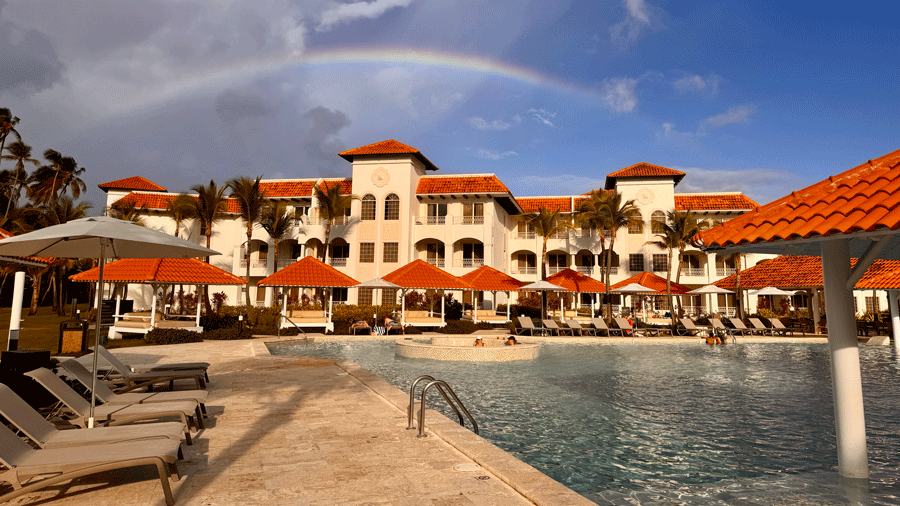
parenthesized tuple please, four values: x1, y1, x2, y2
(506, 336, 517, 345)
(474, 337, 484, 346)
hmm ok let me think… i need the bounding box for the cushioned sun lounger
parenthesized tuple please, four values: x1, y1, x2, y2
(95, 345, 211, 382)
(727, 317, 764, 335)
(543, 320, 573, 336)
(0, 384, 186, 449)
(25, 368, 199, 443)
(676, 318, 709, 336)
(566, 319, 596, 336)
(614, 318, 662, 337)
(91, 346, 207, 392)
(590, 318, 624, 337)
(747, 318, 775, 336)
(516, 316, 545, 336)
(0, 422, 181, 505)
(770, 318, 804, 336)
(60, 359, 208, 416)
(710, 318, 747, 340)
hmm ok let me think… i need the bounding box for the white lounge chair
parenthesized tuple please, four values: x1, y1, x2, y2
(543, 320, 573, 336)
(516, 316, 545, 336)
(590, 318, 624, 337)
(92, 346, 207, 392)
(615, 318, 662, 337)
(565, 319, 596, 336)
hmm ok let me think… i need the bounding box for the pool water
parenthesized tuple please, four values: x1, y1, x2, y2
(267, 340, 900, 505)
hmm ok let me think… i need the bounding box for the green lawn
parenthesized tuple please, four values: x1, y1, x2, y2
(0, 305, 148, 354)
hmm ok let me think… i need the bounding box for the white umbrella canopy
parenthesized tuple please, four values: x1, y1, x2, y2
(749, 286, 797, 296)
(612, 283, 657, 294)
(519, 280, 565, 320)
(354, 278, 401, 290)
(0, 216, 219, 428)
(687, 285, 735, 294)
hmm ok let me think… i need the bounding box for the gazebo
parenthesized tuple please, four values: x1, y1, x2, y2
(258, 256, 359, 334)
(70, 258, 246, 338)
(544, 268, 606, 321)
(382, 259, 473, 327)
(459, 266, 524, 324)
(695, 147, 900, 482)
(611, 272, 689, 318)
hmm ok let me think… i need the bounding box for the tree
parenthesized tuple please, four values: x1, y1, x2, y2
(27, 149, 86, 204)
(39, 197, 91, 315)
(189, 180, 228, 313)
(227, 175, 266, 307)
(107, 199, 146, 225)
(647, 223, 680, 325)
(523, 207, 574, 280)
(0, 109, 21, 169)
(598, 191, 640, 319)
(1, 141, 39, 218)
(576, 190, 611, 298)
(166, 193, 197, 239)
(667, 209, 708, 317)
(313, 181, 356, 264)
(260, 202, 296, 303)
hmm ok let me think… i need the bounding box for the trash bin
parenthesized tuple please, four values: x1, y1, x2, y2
(59, 320, 90, 354)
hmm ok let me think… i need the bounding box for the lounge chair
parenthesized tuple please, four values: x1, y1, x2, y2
(516, 316, 545, 336)
(566, 319, 596, 336)
(95, 345, 211, 383)
(727, 317, 764, 335)
(771, 318, 804, 336)
(590, 318, 624, 337)
(676, 318, 709, 337)
(0, 384, 186, 449)
(710, 318, 748, 340)
(0, 422, 180, 506)
(91, 346, 207, 392)
(24, 368, 200, 443)
(747, 318, 775, 336)
(614, 318, 662, 337)
(60, 359, 208, 416)
(543, 320, 573, 336)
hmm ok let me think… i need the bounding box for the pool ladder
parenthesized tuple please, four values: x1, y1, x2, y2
(407, 375, 478, 437)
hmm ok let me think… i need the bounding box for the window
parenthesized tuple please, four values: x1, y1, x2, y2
(381, 289, 397, 305)
(548, 253, 567, 271)
(384, 194, 399, 220)
(462, 243, 483, 267)
(255, 244, 268, 267)
(517, 220, 535, 238)
(866, 296, 880, 313)
(359, 243, 375, 263)
(462, 202, 484, 224)
(517, 253, 536, 273)
(426, 243, 444, 267)
(361, 195, 376, 221)
(628, 211, 643, 234)
(290, 243, 303, 259)
(600, 251, 620, 271)
(681, 254, 701, 269)
(426, 203, 446, 224)
(383, 242, 398, 263)
(629, 254, 644, 272)
(652, 254, 669, 272)
(294, 205, 310, 221)
(651, 211, 666, 234)
(332, 287, 348, 304)
(358, 287, 373, 306)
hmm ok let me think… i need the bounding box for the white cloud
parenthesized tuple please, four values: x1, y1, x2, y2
(528, 108, 556, 127)
(469, 116, 516, 131)
(674, 166, 800, 205)
(673, 73, 721, 94)
(600, 78, 638, 113)
(318, 0, 415, 31)
(657, 122, 696, 142)
(475, 149, 518, 160)
(625, 0, 650, 23)
(703, 104, 757, 128)
(610, 0, 654, 48)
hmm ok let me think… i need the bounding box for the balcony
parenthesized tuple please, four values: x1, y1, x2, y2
(310, 216, 350, 226)
(330, 258, 348, 267)
(416, 216, 446, 225)
(426, 258, 445, 268)
(680, 267, 705, 277)
(511, 266, 537, 275)
(454, 216, 484, 225)
(516, 232, 536, 239)
(277, 258, 295, 269)
(252, 260, 268, 269)
(454, 258, 484, 268)
(716, 267, 736, 276)
(576, 266, 593, 275)
(547, 266, 567, 275)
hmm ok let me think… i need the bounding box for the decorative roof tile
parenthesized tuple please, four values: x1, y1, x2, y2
(517, 197, 572, 213)
(98, 176, 167, 192)
(0, 228, 53, 265)
(115, 192, 241, 214)
(382, 259, 473, 290)
(69, 258, 246, 285)
(458, 266, 524, 291)
(712, 255, 900, 290)
(545, 269, 606, 293)
(674, 193, 758, 211)
(417, 175, 510, 194)
(696, 148, 900, 249)
(611, 272, 689, 294)
(339, 139, 438, 171)
(258, 256, 359, 287)
(607, 163, 686, 179)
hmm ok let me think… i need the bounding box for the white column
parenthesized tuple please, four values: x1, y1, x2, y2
(821, 239, 869, 481)
(7, 272, 25, 350)
(889, 289, 900, 353)
(150, 293, 158, 327)
(195, 286, 202, 326)
(812, 288, 822, 334)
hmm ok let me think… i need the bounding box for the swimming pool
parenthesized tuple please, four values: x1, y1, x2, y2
(267, 340, 900, 505)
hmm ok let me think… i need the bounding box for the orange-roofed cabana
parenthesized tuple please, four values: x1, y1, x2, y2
(70, 258, 246, 338)
(611, 272, 689, 320)
(544, 269, 606, 321)
(258, 256, 359, 334)
(459, 266, 524, 324)
(694, 147, 900, 482)
(382, 259, 473, 327)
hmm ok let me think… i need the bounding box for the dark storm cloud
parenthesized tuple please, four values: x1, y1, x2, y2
(0, 22, 64, 92)
(214, 89, 274, 123)
(300, 107, 350, 176)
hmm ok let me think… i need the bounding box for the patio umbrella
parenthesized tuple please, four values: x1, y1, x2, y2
(0, 216, 218, 428)
(687, 285, 734, 294)
(354, 278, 402, 326)
(519, 280, 565, 320)
(749, 286, 797, 296)
(612, 283, 657, 320)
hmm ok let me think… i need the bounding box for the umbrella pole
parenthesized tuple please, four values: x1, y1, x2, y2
(88, 239, 107, 429)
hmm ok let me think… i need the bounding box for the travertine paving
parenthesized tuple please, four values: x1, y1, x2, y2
(6, 337, 593, 506)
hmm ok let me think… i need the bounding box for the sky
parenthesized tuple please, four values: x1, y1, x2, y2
(1, 0, 898, 213)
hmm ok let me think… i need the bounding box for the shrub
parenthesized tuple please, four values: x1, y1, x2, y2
(144, 328, 204, 345)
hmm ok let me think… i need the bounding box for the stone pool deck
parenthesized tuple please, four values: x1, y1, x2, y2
(8, 337, 594, 506)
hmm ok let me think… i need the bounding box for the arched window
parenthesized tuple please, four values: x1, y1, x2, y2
(384, 194, 399, 220)
(651, 211, 666, 234)
(628, 211, 643, 234)
(361, 194, 376, 221)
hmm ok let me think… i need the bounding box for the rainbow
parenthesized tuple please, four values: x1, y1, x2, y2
(112, 47, 591, 116)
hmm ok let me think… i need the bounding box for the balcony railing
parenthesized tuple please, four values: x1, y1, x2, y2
(277, 258, 295, 269)
(680, 267, 705, 277)
(252, 260, 268, 269)
(511, 266, 537, 275)
(416, 216, 446, 225)
(454, 216, 484, 225)
(310, 216, 350, 226)
(454, 258, 484, 268)
(576, 266, 593, 275)
(426, 258, 445, 268)
(716, 267, 736, 276)
(516, 231, 536, 239)
(547, 266, 567, 275)
(330, 258, 348, 267)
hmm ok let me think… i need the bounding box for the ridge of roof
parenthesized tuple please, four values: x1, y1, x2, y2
(605, 163, 686, 190)
(98, 176, 167, 192)
(339, 139, 439, 171)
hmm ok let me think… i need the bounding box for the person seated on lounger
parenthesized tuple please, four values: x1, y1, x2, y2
(474, 337, 484, 346)
(350, 320, 371, 335)
(506, 336, 517, 345)
(384, 316, 401, 334)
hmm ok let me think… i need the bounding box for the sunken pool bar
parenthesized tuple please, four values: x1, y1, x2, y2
(395, 335, 540, 361)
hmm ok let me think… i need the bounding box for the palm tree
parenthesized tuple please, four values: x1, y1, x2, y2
(27, 150, 86, 204)
(106, 199, 146, 225)
(189, 180, 228, 313)
(313, 181, 356, 264)
(523, 207, 574, 281)
(599, 191, 640, 319)
(227, 176, 266, 307)
(667, 209, 707, 317)
(260, 202, 295, 273)
(0, 109, 21, 167)
(576, 190, 611, 286)
(39, 197, 91, 315)
(166, 193, 197, 239)
(647, 223, 680, 325)
(1, 141, 39, 218)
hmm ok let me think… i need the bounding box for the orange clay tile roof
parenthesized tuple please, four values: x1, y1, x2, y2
(416, 175, 510, 194)
(115, 192, 241, 214)
(518, 197, 572, 213)
(605, 163, 686, 190)
(339, 139, 438, 171)
(674, 193, 758, 211)
(98, 176, 167, 192)
(257, 256, 359, 287)
(696, 147, 900, 249)
(458, 266, 525, 291)
(382, 259, 473, 290)
(611, 272, 690, 294)
(69, 258, 246, 285)
(713, 255, 900, 290)
(545, 269, 606, 293)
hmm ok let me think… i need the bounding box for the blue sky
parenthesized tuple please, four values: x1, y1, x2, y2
(1, 0, 898, 210)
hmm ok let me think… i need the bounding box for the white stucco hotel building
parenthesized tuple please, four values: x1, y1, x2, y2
(100, 139, 765, 315)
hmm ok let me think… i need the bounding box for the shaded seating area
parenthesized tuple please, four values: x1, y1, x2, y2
(258, 256, 360, 334)
(544, 269, 606, 322)
(383, 259, 474, 328)
(676, 318, 710, 336)
(70, 258, 246, 340)
(459, 266, 524, 324)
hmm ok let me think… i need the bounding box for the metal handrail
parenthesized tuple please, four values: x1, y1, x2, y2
(406, 375, 478, 437)
(277, 314, 307, 338)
